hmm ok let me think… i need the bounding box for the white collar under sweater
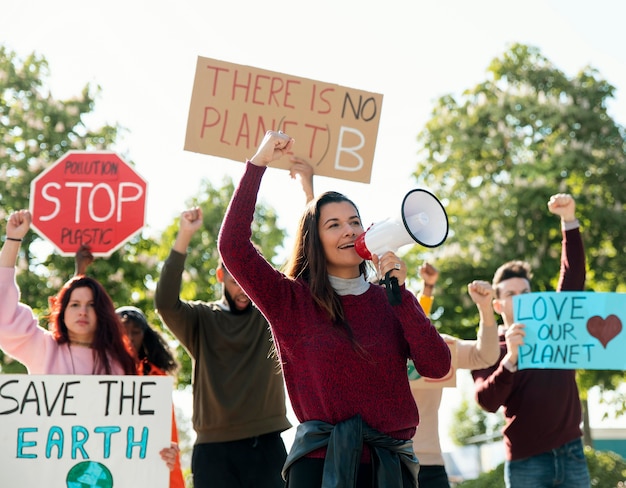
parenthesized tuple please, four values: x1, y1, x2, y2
(328, 274, 370, 296)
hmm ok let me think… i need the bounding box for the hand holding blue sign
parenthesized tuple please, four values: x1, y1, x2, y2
(503, 322, 526, 367)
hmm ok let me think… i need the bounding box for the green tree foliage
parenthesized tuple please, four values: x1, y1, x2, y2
(404, 43, 626, 425)
(449, 395, 503, 447)
(0, 46, 122, 221)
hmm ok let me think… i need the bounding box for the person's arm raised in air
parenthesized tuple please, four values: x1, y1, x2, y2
(0, 210, 32, 336)
(218, 130, 296, 311)
(461, 280, 501, 369)
(0, 210, 31, 269)
(417, 262, 438, 316)
(74, 244, 94, 276)
(154, 206, 205, 341)
(172, 207, 204, 255)
(289, 156, 315, 204)
(548, 193, 585, 292)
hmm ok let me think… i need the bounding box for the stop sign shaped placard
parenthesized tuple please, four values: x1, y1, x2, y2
(29, 151, 148, 256)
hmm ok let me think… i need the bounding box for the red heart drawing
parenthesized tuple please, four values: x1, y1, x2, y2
(587, 314, 622, 348)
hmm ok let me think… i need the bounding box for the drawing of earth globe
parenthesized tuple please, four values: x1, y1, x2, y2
(66, 461, 113, 488)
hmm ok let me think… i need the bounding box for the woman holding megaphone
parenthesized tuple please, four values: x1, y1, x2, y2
(218, 130, 451, 488)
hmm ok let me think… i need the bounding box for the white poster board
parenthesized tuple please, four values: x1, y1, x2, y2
(0, 375, 172, 488)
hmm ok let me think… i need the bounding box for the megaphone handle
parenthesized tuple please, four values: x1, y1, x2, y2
(379, 271, 402, 305)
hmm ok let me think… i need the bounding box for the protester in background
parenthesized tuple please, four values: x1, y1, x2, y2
(117, 305, 186, 488)
(116, 305, 179, 378)
(156, 210, 292, 488)
(289, 155, 315, 204)
(471, 193, 590, 488)
(74, 244, 186, 487)
(411, 262, 500, 488)
(218, 130, 451, 487)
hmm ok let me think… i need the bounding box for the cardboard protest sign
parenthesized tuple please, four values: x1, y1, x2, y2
(514, 291, 626, 370)
(408, 337, 457, 388)
(0, 375, 172, 488)
(185, 57, 383, 183)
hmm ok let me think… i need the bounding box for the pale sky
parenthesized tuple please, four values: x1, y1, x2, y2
(4, 0, 626, 454)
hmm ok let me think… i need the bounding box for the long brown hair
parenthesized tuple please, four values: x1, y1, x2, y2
(282, 191, 370, 330)
(49, 276, 138, 375)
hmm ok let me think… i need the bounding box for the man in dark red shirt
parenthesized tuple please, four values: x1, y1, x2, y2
(471, 193, 591, 488)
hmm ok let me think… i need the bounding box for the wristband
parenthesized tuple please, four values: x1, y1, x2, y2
(562, 219, 580, 231)
(5, 237, 22, 242)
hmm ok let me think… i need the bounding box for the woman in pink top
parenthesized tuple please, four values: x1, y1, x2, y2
(0, 210, 137, 375)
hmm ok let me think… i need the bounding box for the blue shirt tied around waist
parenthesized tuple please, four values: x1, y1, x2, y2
(283, 415, 419, 487)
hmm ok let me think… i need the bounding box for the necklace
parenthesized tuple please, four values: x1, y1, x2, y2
(67, 343, 96, 375)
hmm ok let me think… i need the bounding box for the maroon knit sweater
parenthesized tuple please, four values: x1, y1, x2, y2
(218, 162, 451, 450)
(471, 226, 586, 461)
